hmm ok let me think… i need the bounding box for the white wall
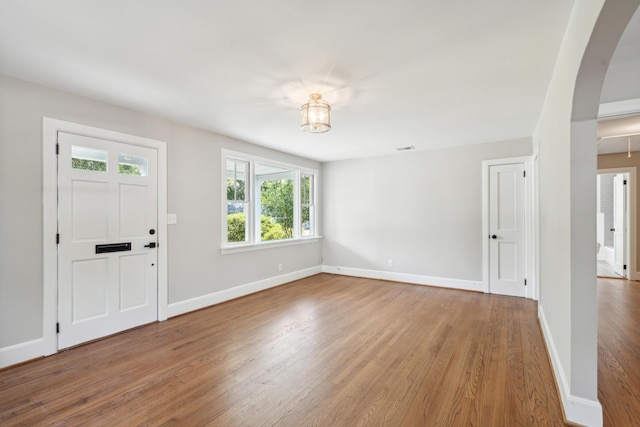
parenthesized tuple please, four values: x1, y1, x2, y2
(601, 6, 640, 103)
(601, 59, 640, 103)
(534, 0, 639, 425)
(322, 139, 531, 286)
(0, 75, 322, 357)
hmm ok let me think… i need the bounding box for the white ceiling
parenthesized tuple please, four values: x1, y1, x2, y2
(597, 6, 640, 156)
(2, 0, 633, 162)
(597, 114, 640, 155)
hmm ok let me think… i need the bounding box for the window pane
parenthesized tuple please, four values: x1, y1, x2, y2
(72, 146, 107, 172)
(301, 175, 309, 205)
(119, 153, 148, 176)
(227, 202, 248, 243)
(301, 205, 311, 236)
(226, 160, 247, 201)
(257, 163, 294, 241)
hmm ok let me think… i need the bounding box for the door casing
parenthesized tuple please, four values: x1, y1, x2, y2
(42, 118, 168, 356)
(597, 167, 637, 280)
(482, 156, 535, 299)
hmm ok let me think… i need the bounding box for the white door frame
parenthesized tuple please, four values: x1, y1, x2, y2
(597, 167, 637, 280)
(482, 156, 535, 299)
(42, 118, 168, 356)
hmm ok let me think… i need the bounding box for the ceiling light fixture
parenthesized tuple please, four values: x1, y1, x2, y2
(300, 94, 331, 133)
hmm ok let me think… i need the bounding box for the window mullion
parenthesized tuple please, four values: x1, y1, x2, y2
(248, 161, 256, 244)
(309, 174, 316, 236)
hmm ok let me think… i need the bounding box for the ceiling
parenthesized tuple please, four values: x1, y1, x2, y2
(0, 1, 635, 162)
(597, 115, 640, 155)
(597, 6, 640, 156)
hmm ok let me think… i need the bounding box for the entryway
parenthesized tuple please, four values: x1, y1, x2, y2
(57, 132, 159, 349)
(596, 169, 635, 279)
(42, 118, 169, 355)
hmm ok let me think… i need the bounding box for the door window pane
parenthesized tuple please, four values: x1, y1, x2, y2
(119, 153, 148, 176)
(72, 146, 107, 172)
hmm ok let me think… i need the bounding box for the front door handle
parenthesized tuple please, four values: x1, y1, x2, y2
(144, 242, 157, 248)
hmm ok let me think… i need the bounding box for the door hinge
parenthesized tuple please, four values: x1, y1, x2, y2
(524, 278, 527, 286)
(56, 143, 60, 155)
(624, 179, 627, 185)
(56, 233, 60, 244)
(624, 264, 627, 270)
(56, 322, 60, 333)
(523, 170, 526, 178)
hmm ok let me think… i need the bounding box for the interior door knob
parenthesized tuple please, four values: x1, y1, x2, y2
(491, 235, 497, 239)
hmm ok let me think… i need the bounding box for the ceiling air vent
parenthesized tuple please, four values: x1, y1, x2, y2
(396, 146, 415, 151)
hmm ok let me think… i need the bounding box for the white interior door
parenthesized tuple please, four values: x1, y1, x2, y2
(489, 163, 526, 297)
(57, 132, 158, 349)
(613, 174, 626, 277)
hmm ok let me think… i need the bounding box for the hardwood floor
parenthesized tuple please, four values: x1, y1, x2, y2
(598, 277, 640, 426)
(0, 274, 565, 426)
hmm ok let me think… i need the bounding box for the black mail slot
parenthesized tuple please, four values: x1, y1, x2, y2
(95, 242, 132, 254)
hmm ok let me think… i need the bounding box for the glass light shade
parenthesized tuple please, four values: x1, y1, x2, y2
(300, 94, 331, 133)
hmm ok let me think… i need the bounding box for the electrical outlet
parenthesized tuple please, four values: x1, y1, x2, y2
(388, 259, 394, 268)
(278, 263, 283, 272)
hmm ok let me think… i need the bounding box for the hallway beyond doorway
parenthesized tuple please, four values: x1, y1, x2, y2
(597, 260, 623, 278)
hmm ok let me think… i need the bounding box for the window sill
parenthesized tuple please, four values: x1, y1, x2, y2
(221, 236, 323, 255)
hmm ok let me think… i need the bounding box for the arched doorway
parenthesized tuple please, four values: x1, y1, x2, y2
(535, 1, 639, 426)
(569, 0, 639, 425)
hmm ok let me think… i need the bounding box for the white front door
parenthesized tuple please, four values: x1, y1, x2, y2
(613, 173, 626, 277)
(57, 132, 158, 349)
(489, 163, 526, 297)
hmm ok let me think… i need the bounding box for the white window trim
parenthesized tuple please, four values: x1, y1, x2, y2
(300, 172, 315, 238)
(221, 149, 320, 253)
(221, 236, 323, 254)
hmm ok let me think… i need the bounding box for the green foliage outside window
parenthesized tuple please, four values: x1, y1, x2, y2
(72, 158, 142, 175)
(227, 213, 286, 242)
(226, 177, 246, 201)
(72, 158, 106, 172)
(119, 164, 142, 175)
(260, 179, 294, 239)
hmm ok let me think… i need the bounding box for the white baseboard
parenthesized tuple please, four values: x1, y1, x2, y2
(1, 267, 322, 369)
(321, 265, 483, 292)
(538, 306, 603, 427)
(0, 338, 45, 369)
(166, 266, 323, 318)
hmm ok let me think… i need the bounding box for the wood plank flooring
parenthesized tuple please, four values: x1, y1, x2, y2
(0, 274, 566, 426)
(598, 277, 640, 426)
